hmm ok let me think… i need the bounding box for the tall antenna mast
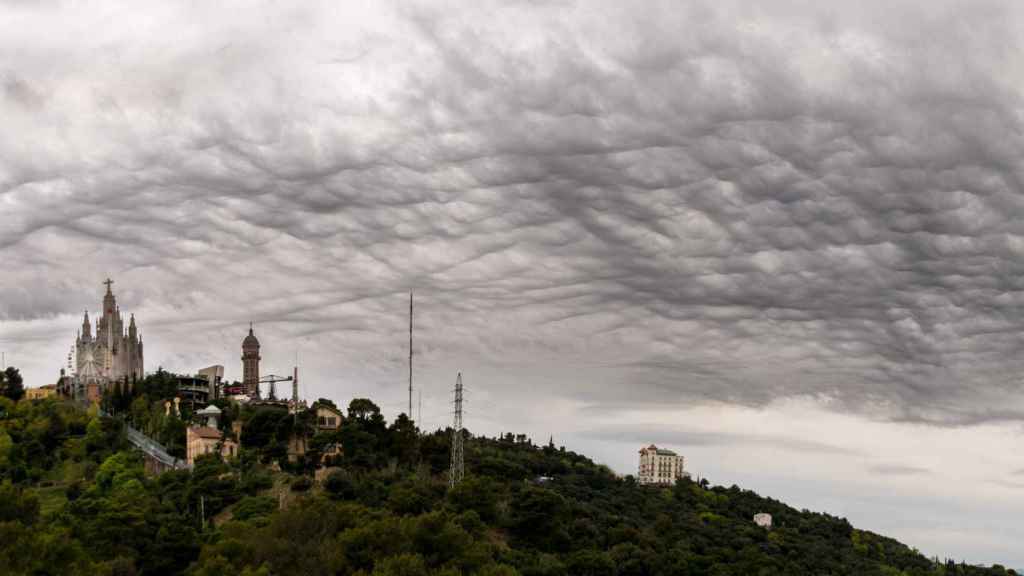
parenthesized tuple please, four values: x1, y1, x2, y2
(292, 351, 299, 405)
(408, 291, 413, 419)
(292, 352, 299, 425)
(449, 372, 464, 488)
(418, 389, 422, 426)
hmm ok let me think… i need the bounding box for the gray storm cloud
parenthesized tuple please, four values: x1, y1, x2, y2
(868, 464, 932, 476)
(4, 0, 1024, 427)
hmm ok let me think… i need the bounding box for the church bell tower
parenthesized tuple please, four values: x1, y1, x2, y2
(242, 323, 261, 398)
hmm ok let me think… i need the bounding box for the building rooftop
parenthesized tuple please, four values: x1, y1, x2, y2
(243, 326, 260, 348)
(313, 402, 344, 416)
(640, 444, 679, 456)
(190, 426, 223, 440)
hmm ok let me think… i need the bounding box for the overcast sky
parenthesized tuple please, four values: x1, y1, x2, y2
(4, 0, 1024, 566)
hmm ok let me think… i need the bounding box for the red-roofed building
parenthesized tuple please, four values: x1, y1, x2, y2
(186, 426, 238, 465)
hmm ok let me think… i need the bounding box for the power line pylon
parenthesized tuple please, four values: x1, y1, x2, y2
(449, 372, 464, 489)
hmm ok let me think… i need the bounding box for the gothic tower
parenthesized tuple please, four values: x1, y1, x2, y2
(242, 324, 261, 398)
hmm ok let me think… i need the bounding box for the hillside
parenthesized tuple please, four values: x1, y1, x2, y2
(0, 387, 1016, 576)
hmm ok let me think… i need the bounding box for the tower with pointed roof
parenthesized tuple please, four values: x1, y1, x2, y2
(242, 324, 261, 398)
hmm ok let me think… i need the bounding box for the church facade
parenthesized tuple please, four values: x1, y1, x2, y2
(61, 279, 144, 400)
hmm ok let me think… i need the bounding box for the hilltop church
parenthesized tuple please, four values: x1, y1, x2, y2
(59, 279, 144, 401)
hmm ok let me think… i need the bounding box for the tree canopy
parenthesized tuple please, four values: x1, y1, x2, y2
(0, 367, 25, 402)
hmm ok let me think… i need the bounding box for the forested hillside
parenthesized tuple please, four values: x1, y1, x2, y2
(0, 376, 1015, 575)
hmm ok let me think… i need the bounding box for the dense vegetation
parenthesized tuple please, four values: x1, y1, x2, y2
(0, 366, 25, 401)
(0, 369, 1016, 575)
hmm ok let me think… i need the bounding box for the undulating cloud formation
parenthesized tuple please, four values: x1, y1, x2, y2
(4, 0, 1024, 565)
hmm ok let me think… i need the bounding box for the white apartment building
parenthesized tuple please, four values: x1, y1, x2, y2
(638, 444, 688, 485)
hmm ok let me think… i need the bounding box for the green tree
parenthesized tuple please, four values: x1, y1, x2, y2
(372, 554, 429, 576)
(233, 496, 277, 522)
(388, 413, 419, 468)
(0, 366, 25, 401)
(347, 398, 381, 422)
(387, 479, 437, 516)
(324, 469, 357, 500)
(0, 431, 12, 468)
(506, 486, 571, 553)
(447, 476, 503, 523)
(315, 398, 337, 410)
(0, 481, 40, 524)
(564, 550, 614, 576)
(241, 408, 288, 453)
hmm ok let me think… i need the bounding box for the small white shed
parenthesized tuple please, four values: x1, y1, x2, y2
(753, 513, 772, 529)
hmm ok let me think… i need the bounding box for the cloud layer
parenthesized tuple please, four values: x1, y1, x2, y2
(5, 0, 1024, 565)
(6, 0, 1024, 424)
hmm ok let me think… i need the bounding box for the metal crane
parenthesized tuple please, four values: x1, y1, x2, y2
(258, 374, 293, 401)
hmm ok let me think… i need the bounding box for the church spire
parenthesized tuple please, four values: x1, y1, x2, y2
(82, 310, 91, 340)
(102, 278, 116, 324)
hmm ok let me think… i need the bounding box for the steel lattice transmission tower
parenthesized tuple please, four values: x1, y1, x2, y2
(449, 372, 465, 488)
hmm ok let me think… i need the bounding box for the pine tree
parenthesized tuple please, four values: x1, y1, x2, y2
(121, 376, 131, 412)
(113, 379, 125, 414)
(0, 367, 24, 401)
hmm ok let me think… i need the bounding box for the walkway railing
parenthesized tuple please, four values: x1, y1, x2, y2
(124, 424, 187, 470)
(98, 407, 188, 470)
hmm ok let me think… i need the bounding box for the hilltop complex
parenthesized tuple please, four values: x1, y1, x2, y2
(57, 279, 144, 401)
(53, 279, 290, 407)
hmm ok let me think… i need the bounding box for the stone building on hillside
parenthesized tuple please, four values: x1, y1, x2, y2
(186, 405, 238, 466)
(60, 279, 144, 401)
(25, 385, 56, 400)
(754, 513, 773, 529)
(638, 444, 689, 485)
(314, 402, 344, 431)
